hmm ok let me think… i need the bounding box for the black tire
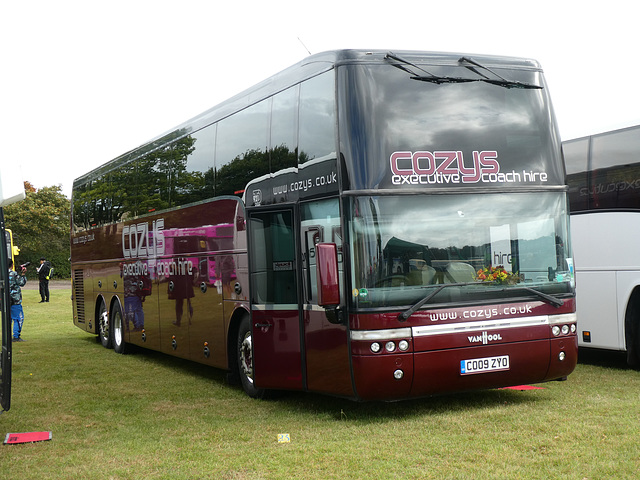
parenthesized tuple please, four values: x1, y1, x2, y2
(625, 292, 640, 368)
(111, 302, 126, 354)
(98, 300, 112, 349)
(236, 315, 267, 398)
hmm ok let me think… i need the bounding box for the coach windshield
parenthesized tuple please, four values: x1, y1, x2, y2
(348, 192, 574, 309)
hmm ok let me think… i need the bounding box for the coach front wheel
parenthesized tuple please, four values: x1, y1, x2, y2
(236, 315, 267, 398)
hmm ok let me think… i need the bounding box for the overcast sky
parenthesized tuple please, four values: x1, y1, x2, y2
(2, 0, 638, 198)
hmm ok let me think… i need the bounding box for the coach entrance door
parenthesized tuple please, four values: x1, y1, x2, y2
(248, 208, 304, 391)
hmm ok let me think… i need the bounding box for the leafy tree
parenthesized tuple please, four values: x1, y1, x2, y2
(3, 182, 71, 279)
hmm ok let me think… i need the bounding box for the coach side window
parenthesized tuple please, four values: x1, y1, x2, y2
(300, 198, 342, 304)
(298, 71, 336, 164)
(72, 181, 92, 232)
(249, 210, 298, 305)
(270, 86, 299, 172)
(591, 127, 640, 210)
(87, 172, 112, 228)
(215, 101, 270, 196)
(171, 125, 216, 206)
(563, 138, 589, 212)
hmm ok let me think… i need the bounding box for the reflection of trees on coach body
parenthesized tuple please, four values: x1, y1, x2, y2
(72, 136, 307, 231)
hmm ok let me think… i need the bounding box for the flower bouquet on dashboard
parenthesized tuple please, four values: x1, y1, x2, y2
(476, 265, 522, 285)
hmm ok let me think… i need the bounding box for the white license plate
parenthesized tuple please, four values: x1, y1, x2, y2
(460, 355, 510, 375)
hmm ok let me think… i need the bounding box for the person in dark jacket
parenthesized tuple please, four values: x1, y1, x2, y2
(37, 256, 52, 303)
(8, 259, 27, 341)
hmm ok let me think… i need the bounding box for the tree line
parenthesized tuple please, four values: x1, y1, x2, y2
(3, 182, 70, 279)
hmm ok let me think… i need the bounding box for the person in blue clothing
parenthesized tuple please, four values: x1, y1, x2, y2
(8, 259, 27, 341)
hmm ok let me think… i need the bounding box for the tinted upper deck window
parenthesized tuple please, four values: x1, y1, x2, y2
(339, 63, 563, 191)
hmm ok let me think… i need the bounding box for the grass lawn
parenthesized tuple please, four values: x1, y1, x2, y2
(2, 288, 640, 479)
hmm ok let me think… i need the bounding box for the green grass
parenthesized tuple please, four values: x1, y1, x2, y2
(2, 289, 640, 479)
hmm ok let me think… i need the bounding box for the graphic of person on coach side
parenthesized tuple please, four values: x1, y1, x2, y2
(37, 256, 52, 303)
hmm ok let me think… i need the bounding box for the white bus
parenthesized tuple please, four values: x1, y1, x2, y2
(564, 125, 640, 366)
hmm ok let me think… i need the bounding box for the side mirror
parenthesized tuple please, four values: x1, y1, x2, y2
(316, 243, 340, 307)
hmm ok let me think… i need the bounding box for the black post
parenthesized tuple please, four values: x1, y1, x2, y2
(0, 206, 12, 413)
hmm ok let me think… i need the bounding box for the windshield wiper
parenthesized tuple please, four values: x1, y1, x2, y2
(398, 282, 478, 321)
(398, 283, 563, 321)
(501, 286, 564, 308)
(385, 52, 475, 85)
(458, 56, 542, 89)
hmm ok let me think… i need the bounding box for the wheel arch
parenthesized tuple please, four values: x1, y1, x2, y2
(109, 294, 124, 320)
(226, 305, 251, 384)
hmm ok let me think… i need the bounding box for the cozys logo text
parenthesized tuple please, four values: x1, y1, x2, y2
(121, 219, 194, 277)
(123, 219, 165, 259)
(390, 150, 548, 185)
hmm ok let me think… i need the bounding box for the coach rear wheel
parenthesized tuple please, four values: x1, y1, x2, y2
(98, 300, 112, 349)
(236, 315, 267, 398)
(111, 302, 126, 354)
